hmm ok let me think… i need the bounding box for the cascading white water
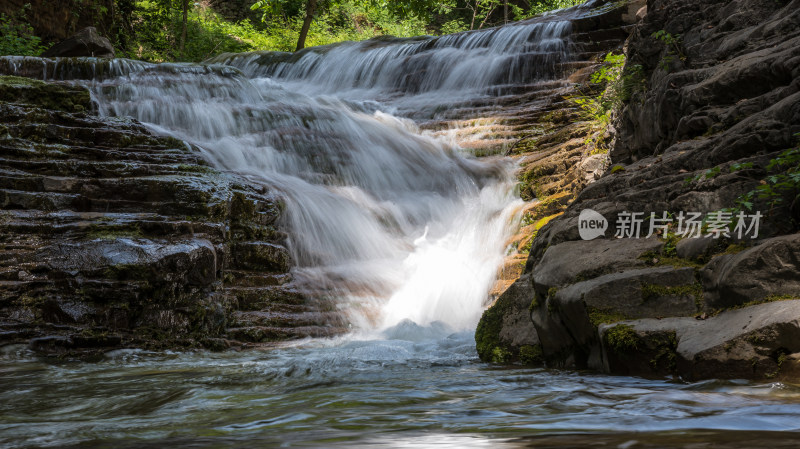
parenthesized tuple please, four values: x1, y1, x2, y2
(76, 16, 575, 333)
(207, 19, 573, 117)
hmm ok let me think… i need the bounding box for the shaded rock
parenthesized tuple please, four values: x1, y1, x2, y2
(231, 241, 290, 272)
(485, 0, 800, 383)
(531, 265, 698, 368)
(675, 237, 717, 262)
(41, 27, 115, 58)
(0, 76, 336, 355)
(43, 238, 217, 287)
(0, 0, 115, 42)
(475, 274, 542, 364)
(0, 75, 92, 112)
(565, 266, 699, 320)
(532, 237, 663, 293)
(701, 234, 800, 311)
(599, 300, 800, 380)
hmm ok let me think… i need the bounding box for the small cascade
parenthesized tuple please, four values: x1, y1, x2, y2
(0, 0, 628, 334)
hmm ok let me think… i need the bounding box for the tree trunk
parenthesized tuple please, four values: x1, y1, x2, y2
(470, 0, 478, 30)
(180, 0, 188, 56)
(296, 0, 317, 51)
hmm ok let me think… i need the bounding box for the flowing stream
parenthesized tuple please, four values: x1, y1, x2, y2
(3, 2, 800, 447)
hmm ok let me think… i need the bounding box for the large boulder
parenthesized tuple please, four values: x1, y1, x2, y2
(41, 27, 115, 58)
(701, 234, 800, 311)
(531, 237, 664, 293)
(531, 265, 699, 368)
(599, 300, 800, 380)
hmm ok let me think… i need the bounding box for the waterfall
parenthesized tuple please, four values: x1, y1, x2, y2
(2, 12, 579, 332)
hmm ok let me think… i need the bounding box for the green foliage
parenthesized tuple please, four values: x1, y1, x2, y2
(730, 162, 754, 172)
(704, 166, 721, 179)
(527, 0, 582, 15)
(118, 1, 281, 61)
(685, 165, 724, 184)
(651, 30, 685, 71)
(662, 231, 679, 257)
(723, 135, 800, 217)
(0, 7, 50, 56)
(610, 165, 626, 174)
(570, 52, 645, 150)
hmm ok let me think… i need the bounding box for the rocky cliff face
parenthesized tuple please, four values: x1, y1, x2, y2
(479, 0, 800, 381)
(0, 76, 342, 358)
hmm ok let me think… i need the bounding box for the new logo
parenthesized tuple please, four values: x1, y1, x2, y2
(578, 209, 608, 240)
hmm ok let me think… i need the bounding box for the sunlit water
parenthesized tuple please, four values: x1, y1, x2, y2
(4, 1, 800, 447)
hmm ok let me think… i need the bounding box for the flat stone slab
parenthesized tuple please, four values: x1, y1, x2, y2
(599, 300, 800, 380)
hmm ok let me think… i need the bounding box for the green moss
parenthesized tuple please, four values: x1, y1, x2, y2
(604, 324, 639, 353)
(0, 75, 44, 87)
(610, 165, 626, 174)
(547, 287, 558, 298)
(528, 295, 540, 312)
(518, 344, 543, 365)
(491, 346, 511, 364)
(177, 164, 215, 174)
(649, 331, 678, 372)
(0, 77, 91, 112)
(639, 251, 703, 269)
(720, 243, 748, 256)
(763, 294, 799, 302)
(587, 307, 629, 327)
(715, 294, 798, 315)
(475, 296, 512, 362)
(86, 225, 144, 240)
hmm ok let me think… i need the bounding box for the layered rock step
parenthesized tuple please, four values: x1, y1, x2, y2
(0, 76, 344, 356)
(478, 0, 800, 381)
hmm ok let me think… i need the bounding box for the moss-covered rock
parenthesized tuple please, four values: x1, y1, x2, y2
(0, 75, 91, 112)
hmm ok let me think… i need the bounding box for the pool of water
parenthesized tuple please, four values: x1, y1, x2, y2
(3, 324, 800, 448)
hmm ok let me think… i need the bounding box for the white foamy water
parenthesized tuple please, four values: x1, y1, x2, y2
(1, 13, 587, 332)
(77, 17, 580, 332)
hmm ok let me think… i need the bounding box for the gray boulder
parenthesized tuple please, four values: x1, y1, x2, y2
(599, 300, 800, 380)
(532, 237, 664, 293)
(41, 27, 115, 58)
(532, 265, 699, 368)
(701, 234, 800, 311)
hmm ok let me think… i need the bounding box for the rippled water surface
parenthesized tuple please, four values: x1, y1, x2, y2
(3, 3, 800, 447)
(3, 327, 800, 448)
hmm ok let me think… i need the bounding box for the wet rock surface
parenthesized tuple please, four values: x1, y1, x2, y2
(0, 76, 343, 357)
(479, 0, 800, 380)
